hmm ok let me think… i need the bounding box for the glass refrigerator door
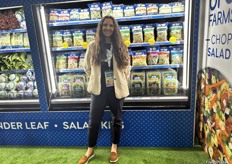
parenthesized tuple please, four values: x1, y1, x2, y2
(0, 6, 39, 110)
(33, 0, 193, 110)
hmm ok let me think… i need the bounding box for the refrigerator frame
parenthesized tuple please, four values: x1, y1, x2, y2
(34, 0, 193, 110)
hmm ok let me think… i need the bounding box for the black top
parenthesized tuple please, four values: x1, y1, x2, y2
(101, 43, 114, 91)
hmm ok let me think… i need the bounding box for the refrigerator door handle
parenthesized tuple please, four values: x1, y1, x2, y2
(35, 5, 57, 95)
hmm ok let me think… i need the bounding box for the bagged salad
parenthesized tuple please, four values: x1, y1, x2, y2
(56, 53, 67, 69)
(130, 71, 146, 96)
(73, 74, 86, 83)
(58, 82, 71, 97)
(72, 74, 86, 97)
(132, 50, 147, 66)
(101, 1, 113, 17)
(112, 4, 124, 18)
(79, 9, 90, 20)
(120, 26, 130, 43)
(134, 4, 147, 16)
(63, 30, 73, 47)
(11, 33, 23, 47)
(58, 74, 72, 97)
(1, 33, 11, 47)
(143, 24, 155, 43)
(52, 30, 63, 47)
(49, 9, 59, 22)
(72, 29, 84, 46)
(158, 47, 170, 65)
(169, 22, 183, 41)
(146, 70, 161, 95)
(123, 5, 135, 17)
(58, 9, 70, 22)
(132, 24, 143, 43)
(25, 54, 34, 69)
(86, 28, 96, 43)
(158, 4, 172, 14)
(78, 52, 85, 68)
(171, 2, 185, 13)
(162, 70, 178, 95)
(147, 47, 160, 65)
(69, 9, 80, 21)
(67, 52, 79, 69)
(170, 46, 183, 64)
(88, 2, 101, 19)
(156, 23, 168, 42)
(146, 3, 158, 15)
(23, 33, 30, 47)
(72, 81, 85, 97)
(59, 74, 73, 83)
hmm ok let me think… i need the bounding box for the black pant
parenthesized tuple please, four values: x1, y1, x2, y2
(88, 89, 124, 147)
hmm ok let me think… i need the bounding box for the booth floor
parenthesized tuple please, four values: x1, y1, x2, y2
(0, 145, 208, 164)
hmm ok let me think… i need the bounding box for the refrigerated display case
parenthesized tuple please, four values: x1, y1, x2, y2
(0, 6, 40, 110)
(32, 0, 192, 111)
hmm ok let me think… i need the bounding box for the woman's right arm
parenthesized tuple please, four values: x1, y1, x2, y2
(84, 41, 94, 76)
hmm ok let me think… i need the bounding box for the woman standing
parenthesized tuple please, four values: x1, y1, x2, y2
(78, 15, 131, 164)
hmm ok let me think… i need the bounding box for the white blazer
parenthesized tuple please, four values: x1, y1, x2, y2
(84, 41, 131, 99)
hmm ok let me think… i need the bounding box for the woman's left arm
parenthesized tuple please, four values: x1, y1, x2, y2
(124, 64, 131, 80)
(124, 50, 131, 80)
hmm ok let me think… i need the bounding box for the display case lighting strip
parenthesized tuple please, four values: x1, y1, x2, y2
(43, 0, 95, 5)
(51, 96, 188, 104)
(0, 6, 22, 10)
(182, 0, 191, 90)
(40, 6, 57, 94)
(0, 99, 39, 105)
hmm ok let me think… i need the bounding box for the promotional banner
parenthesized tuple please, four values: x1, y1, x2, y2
(206, 0, 232, 84)
(196, 0, 232, 163)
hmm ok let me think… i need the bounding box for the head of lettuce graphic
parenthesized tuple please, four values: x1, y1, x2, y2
(226, 0, 232, 4)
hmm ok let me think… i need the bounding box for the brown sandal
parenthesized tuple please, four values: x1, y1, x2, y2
(78, 151, 95, 164)
(110, 152, 118, 163)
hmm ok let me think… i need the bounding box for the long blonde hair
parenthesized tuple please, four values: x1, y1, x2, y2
(91, 16, 129, 68)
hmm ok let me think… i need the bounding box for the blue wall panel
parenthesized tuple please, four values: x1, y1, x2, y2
(0, 110, 193, 147)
